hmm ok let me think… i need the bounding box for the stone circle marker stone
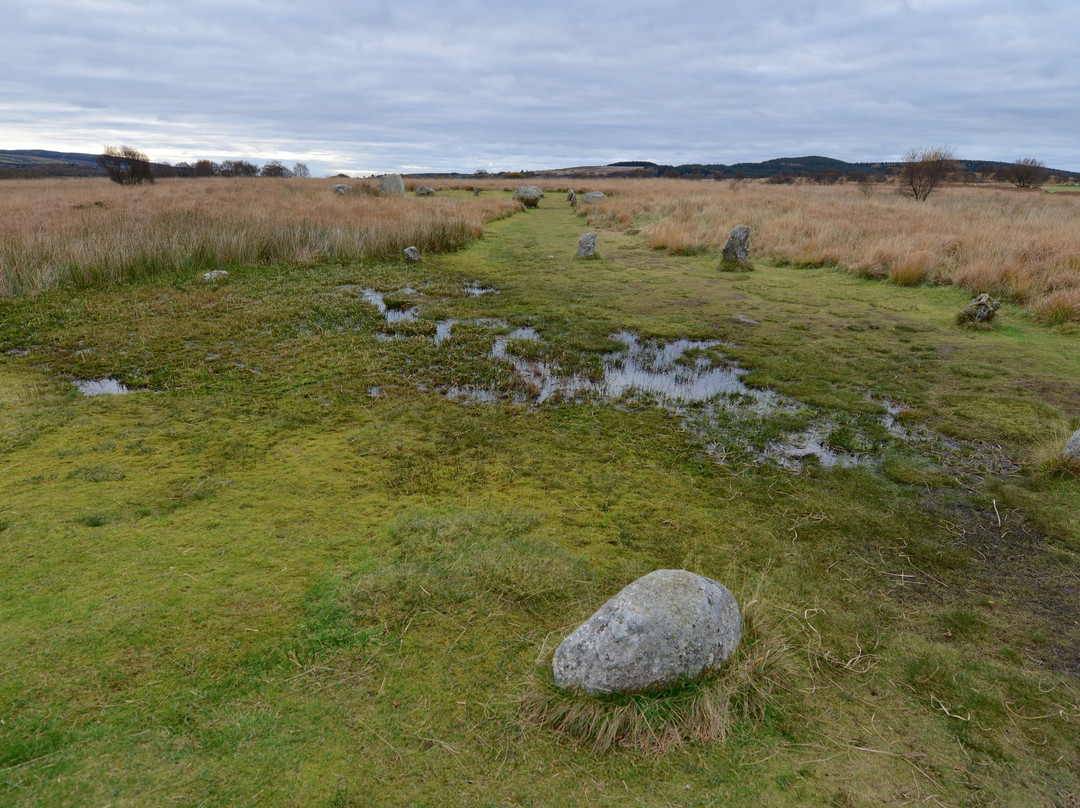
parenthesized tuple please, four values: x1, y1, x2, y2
(958, 293, 1001, 324)
(380, 174, 405, 195)
(580, 191, 607, 203)
(201, 270, 228, 282)
(553, 569, 742, 695)
(332, 183, 352, 195)
(577, 232, 597, 258)
(1061, 428, 1080, 467)
(512, 185, 544, 207)
(415, 186, 435, 196)
(403, 246, 421, 262)
(567, 189, 576, 201)
(722, 225, 752, 262)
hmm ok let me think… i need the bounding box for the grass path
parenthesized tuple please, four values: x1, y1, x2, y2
(0, 193, 1078, 806)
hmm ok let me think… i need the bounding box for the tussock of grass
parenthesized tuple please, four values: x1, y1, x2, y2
(1029, 426, 1080, 477)
(519, 600, 793, 754)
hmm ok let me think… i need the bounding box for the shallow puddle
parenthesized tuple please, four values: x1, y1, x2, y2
(450, 327, 875, 468)
(359, 288, 418, 323)
(761, 426, 859, 471)
(601, 332, 772, 404)
(464, 282, 498, 297)
(434, 317, 507, 346)
(75, 378, 131, 396)
(485, 330, 771, 407)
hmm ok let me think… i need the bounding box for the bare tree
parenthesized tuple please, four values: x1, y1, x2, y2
(220, 159, 259, 178)
(898, 146, 956, 201)
(97, 145, 155, 185)
(260, 160, 292, 178)
(292, 162, 310, 178)
(1003, 157, 1049, 188)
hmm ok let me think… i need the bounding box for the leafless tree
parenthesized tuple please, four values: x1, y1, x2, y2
(97, 145, 155, 185)
(1003, 157, 1049, 188)
(260, 160, 292, 178)
(292, 162, 310, 178)
(898, 146, 956, 201)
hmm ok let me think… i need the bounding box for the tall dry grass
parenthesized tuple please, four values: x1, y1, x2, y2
(0, 178, 520, 295)
(573, 179, 1080, 323)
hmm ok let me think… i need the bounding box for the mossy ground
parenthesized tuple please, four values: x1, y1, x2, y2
(1, 191, 1078, 806)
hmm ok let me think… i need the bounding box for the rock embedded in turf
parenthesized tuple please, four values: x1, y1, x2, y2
(722, 225, 752, 262)
(958, 293, 1002, 324)
(580, 191, 607, 203)
(1061, 428, 1080, 467)
(577, 232, 597, 258)
(201, 270, 228, 282)
(379, 173, 405, 195)
(553, 569, 742, 695)
(403, 246, 421, 262)
(415, 186, 435, 196)
(512, 185, 544, 207)
(331, 183, 352, 195)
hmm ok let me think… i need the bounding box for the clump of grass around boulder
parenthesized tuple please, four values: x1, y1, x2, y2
(519, 600, 793, 754)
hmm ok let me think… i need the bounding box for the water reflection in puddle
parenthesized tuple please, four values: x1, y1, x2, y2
(359, 288, 418, 323)
(435, 318, 508, 346)
(447, 327, 878, 469)
(75, 378, 131, 396)
(484, 329, 768, 407)
(464, 282, 498, 297)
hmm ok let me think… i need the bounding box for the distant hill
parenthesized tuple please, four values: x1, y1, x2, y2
(2, 148, 1075, 182)
(607, 155, 1064, 180)
(0, 149, 174, 179)
(0, 149, 107, 178)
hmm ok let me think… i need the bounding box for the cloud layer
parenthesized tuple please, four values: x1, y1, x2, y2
(4, 0, 1078, 174)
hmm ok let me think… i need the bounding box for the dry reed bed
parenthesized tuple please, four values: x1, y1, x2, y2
(0, 178, 520, 295)
(575, 180, 1080, 323)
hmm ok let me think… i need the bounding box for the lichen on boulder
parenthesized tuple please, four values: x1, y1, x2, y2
(553, 569, 742, 695)
(957, 293, 1001, 324)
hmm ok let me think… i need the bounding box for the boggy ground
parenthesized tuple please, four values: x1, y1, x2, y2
(1, 191, 1078, 806)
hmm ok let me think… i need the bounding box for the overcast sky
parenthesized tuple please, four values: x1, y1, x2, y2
(3, 0, 1078, 175)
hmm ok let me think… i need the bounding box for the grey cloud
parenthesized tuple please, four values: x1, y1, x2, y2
(1, 0, 1078, 173)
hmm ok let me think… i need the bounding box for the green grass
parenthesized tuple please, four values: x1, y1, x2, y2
(0, 192, 1078, 806)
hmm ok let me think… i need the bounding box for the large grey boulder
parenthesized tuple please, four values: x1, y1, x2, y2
(580, 191, 607, 203)
(415, 186, 435, 196)
(1061, 428, 1080, 467)
(403, 246, 421, 263)
(577, 232, 597, 258)
(553, 569, 742, 695)
(512, 185, 544, 207)
(957, 293, 1001, 324)
(380, 174, 405, 195)
(722, 225, 752, 262)
(332, 183, 352, 195)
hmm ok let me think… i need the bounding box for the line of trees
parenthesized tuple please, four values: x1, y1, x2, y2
(898, 149, 1059, 200)
(98, 146, 312, 185)
(170, 159, 310, 179)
